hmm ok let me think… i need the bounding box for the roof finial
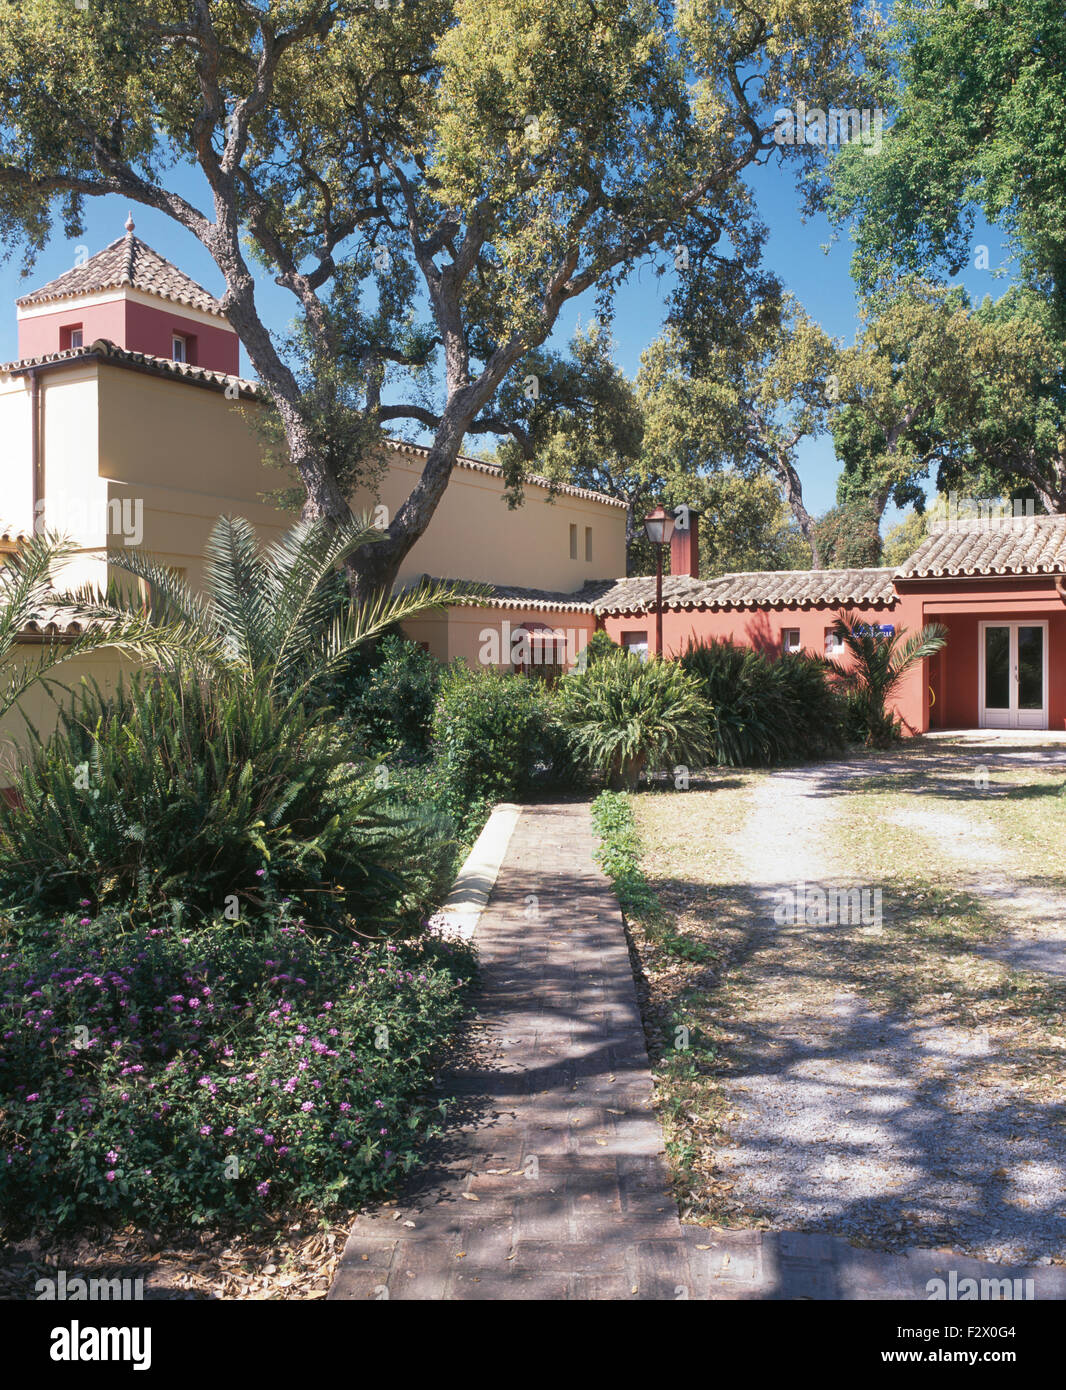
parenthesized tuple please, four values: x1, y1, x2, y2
(125, 211, 135, 233)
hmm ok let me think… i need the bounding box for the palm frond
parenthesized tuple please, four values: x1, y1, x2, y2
(201, 516, 275, 671)
(263, 514, 386, 693)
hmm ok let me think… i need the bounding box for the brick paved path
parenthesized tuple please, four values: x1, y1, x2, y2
(330, 801, 692, 1300)
(330, 800, 1066, 1301)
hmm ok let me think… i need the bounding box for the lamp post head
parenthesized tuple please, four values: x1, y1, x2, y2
(643, 506, 675, 547)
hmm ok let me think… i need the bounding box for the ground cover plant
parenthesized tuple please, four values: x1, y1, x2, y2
(0, 906, 473, 1234)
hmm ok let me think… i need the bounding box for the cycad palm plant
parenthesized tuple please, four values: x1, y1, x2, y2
(0, 517, 479, 928)
(0, 530, 217, 728)
(78, 513, 475, 704)
(826, 609, 948, 747)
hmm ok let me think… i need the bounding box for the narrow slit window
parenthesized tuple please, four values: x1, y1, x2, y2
(584, 526, 592, 562)
(569, 523, 578, 560)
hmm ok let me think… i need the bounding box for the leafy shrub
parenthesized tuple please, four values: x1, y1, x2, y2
(555, 651, 711, 790)
(772, 650, 849, 759)
(0, 671, 453, 932)
(0, 909, 472, 1232)
(577, 629, 621, 668)
(324, 630, 442, 760)
(355, 634, 442, 758)
(679, 639, 845, 766)
(427, 664, 561, 837)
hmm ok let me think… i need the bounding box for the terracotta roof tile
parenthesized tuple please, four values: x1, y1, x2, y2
(590, 568, 897, 615)
(1, 339, 259, 397)
(896, 515, 1066, 578)
(408, 576, 607, 613)
(16, 233, 227, 318)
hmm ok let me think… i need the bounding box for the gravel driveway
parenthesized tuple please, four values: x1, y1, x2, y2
(704, 744, 1066, 1264)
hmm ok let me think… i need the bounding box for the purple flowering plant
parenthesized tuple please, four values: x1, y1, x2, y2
(0, 909, 472, 1231)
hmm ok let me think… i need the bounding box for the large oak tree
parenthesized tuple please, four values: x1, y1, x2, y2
(0, 0, 880, 596)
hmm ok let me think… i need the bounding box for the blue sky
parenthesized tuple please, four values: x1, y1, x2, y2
(0, 154, 1011, 533)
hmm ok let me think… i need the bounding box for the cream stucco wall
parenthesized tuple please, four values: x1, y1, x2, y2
(352, 447, 627, 592)
(0, 372, 34, 539)
(0, 358, 623, 773)
(403, 606, 597, 669)
(2, 360, 625, 597)
(0, 647, 139, 771)
(94, 365, 293, 594)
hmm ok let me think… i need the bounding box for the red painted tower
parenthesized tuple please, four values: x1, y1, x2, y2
(15, 215, 239, 374)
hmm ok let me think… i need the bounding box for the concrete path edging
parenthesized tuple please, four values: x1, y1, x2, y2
(434, 802, 522, 941)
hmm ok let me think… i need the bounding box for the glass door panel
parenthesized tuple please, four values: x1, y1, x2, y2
(1018, 626, 1044, 710)
(984, 627, 1011, 712)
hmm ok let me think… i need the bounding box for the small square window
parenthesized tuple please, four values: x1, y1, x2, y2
(584, 526, 593, 562)
(782, 628, 801, 654)
(569, 523, 578, 560)
(61, 324, 84, 351)
(172, 334, 187, 363)
(825, 627, 845, 655)
(621, 631, 649, 662)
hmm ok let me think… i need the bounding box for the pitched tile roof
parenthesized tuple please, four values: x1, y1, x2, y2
(896, 515, 1066, 578)
(1, 339, 259, 397)
(16, 231, 227, 318)
(420, 568, 898, 615)
(589, 568, 897, 615)
(407, 576, 611, 614)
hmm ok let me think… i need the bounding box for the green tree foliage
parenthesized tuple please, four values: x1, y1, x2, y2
(654, 276, 842, 566)
(499, 322, 814, 576)
(811, 501, 883, 569)
(827, 0, 1066, 310)
(827, 3, 1066, 511)
(881, 509, 928, 568)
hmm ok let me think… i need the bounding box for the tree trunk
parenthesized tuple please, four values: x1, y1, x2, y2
(776, 451, 823, 569)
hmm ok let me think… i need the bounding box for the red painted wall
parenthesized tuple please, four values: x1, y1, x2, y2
(925, 605, 1066, 731)
(17, 297, 239, 374)
(599, 576, 1066, 735)
(18, 298, 127, 359)
(602, 592, 926, 734)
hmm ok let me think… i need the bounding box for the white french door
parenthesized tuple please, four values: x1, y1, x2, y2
(979, 621, 1048, 730)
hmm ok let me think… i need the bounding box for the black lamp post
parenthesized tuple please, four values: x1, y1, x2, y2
(643, 506, 675, 657)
